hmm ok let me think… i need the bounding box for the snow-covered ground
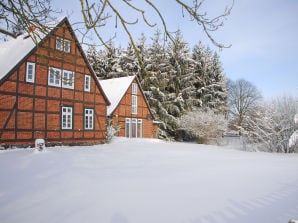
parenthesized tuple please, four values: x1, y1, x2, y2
(1, 138, 298, 223)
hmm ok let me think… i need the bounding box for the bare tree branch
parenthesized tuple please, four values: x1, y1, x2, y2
(0, 0, 59, 41)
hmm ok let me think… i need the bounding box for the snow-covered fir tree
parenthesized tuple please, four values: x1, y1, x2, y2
(206, 52, 227, 113)
(86, 32, 227, 139)
(143, 30, 178, 137)
(87, 41, 122, 79)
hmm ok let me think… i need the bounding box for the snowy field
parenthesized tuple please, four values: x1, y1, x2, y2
(1, 138, 298, 223)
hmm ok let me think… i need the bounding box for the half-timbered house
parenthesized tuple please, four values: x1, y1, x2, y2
(99, 76, 159, 138)
(0, 17, 110, 147)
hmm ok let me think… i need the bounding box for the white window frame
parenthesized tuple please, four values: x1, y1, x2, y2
(56, 37, 71, 53)
(84, 108, 94, 130)
(62, 70, 74, 89)
(61, 106, 73, 130)
(48, 67, 61, 87)
(56, 37, 63, 51)
(125, 118, 143, 138)
(132, 83, 138, 95)
(131, 118, 138, 138)
(125, 118, 131, 138)
(132, 95, 138, 114)
(63, 39, 71, 53)
(137, 119, 143, 138)
(26, 62, 35, 83)
(84, 75, 91, 92)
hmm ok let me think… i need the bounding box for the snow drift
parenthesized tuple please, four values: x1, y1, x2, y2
(0, 138, 298, 223)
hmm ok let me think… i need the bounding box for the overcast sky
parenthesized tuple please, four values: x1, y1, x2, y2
(56, 0, 298, 99)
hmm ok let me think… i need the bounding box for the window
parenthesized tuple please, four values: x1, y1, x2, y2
(56, 37, 63, 51)
(56, 37, 71, 53)
(125, 118, 143, 138)
(26, 62, 35, 83)
(132, 83, 138, 95)
(48, 67, 75, 89)
(132, 95, 137, 114)
(84, 108, 94, 130)
(61, 106, 73, 130)
(84, 75, 91, 92)
(125, 118, 131, 137)
(63, 40, 71, 53)
(131, 118, 137, 138)
(62, 70, 74, 89)
(137, 119, 143, 138)
(48, 67, 61, 87)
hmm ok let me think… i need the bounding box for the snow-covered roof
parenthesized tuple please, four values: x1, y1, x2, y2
(0, 17, 65, 80)
(99, 76, 135, 115)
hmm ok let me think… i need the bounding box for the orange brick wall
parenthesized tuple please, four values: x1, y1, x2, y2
(0, 19, 108, 147)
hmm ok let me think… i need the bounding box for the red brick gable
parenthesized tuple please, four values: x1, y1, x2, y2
(0, 17, 109, 147)
(100, 76, 158, 138)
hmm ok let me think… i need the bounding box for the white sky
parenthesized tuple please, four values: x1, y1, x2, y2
(54, 0, 298, 98)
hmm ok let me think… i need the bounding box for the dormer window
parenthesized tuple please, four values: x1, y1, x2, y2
(56, 37, 71, 53)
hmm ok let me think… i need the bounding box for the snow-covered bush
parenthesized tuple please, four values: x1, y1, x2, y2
(247, 96, 297, 153)
(289, 114, 298, 152)
(106, 119, 120, 143)
(177, 108, 227, 144)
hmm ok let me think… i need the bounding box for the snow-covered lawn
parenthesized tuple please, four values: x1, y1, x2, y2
(1, 138, 298, 223)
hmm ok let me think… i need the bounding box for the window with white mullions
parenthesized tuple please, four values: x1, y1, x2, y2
(63, 39, 71, 53)
(26, 62, 35, 83)
(56, 37, 63, 51)
(132, 95, 137, 114)
(48, 67, 61, 87)
(62, 70, 74, 89)
(84, 108, 94, 130)
(131, 118, 137, 138)
(132, 83, 138, 95)
(61, 106, 73, 130)
(56, 37, 71, 53)
(125, 118, 131, 137)
(125, 118, 143, 138)
(84, 75, 91, 92)
(137, 119, 143, 138)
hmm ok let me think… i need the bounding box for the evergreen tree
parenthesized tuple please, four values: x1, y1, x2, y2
(145, 30, 178, 138)
(205, 52, 227, 113)
(86, 32, 228, 140)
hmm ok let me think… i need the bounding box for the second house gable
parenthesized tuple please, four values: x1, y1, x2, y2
(100, 76, 158, 138)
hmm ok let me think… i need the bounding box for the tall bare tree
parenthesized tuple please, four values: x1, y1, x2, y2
(227, 78, 262, 129)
